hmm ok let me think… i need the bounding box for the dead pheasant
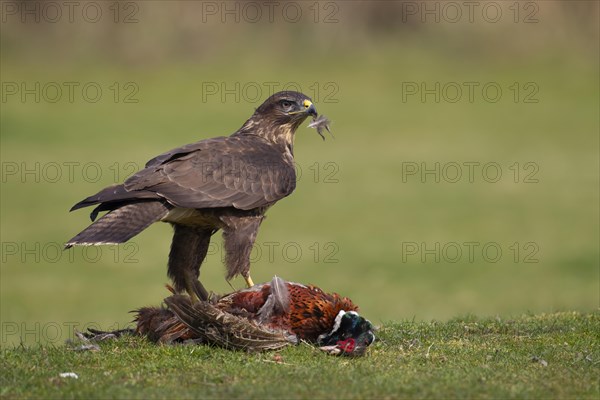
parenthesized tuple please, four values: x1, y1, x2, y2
(132, 276, 375, 356)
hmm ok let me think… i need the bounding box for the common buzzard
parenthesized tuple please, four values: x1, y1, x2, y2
(66, 91, 321, 301)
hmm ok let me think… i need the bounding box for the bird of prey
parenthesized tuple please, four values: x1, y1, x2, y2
(66, 91, 322, 302)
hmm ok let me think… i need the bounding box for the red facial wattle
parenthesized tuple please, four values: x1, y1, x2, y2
(336, 338, 356, 353)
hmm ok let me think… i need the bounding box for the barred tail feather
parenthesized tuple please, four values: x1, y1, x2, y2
(65, 201, 169, 248)
(164, 295, 294, 351)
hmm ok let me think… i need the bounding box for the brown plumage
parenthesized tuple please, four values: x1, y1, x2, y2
(133, 277, 375, 355)
(65, 92, 321, 300)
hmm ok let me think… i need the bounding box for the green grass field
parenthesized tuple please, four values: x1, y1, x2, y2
(1, 312, 598, 399)
(1, 2, 598, 398)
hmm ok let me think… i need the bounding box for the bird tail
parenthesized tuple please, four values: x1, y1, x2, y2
(132, 306, 192, 344)
(164, 294, 295, 351)
(70, 184, 160, 221)
(65, 201, 170, 248)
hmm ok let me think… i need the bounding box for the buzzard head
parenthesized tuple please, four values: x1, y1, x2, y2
(255, 90, 317, 122)
(238, 91, 319, 150)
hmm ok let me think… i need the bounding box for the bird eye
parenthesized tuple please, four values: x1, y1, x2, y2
(280, 100, 293, 109)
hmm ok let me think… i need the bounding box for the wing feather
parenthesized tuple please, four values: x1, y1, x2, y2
(125, 135, 295, 211)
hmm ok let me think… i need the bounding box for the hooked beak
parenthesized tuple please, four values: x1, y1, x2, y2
(289, 99, 317, 117)
(303, 99, 318, 117)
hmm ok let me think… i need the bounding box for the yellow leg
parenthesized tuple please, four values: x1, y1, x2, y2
(186, 278, 209, 302)
(186, 288, 199, 303)
(244, 275, 255, 288)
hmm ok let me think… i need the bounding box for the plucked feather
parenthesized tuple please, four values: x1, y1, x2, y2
(257, 276, 290, 324)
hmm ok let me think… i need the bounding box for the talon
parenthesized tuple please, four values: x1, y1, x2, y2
(244, 275, 255, 288)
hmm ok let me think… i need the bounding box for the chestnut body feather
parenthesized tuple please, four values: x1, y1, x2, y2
(215, 280, 358, 342)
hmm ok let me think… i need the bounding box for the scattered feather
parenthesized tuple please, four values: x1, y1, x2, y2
(84, 328, 134, 341)
(59, 372, 79, 379)
(73, 343, 101, 352)
(319, 344, 342, 355)
(531, 355, 548, 367)
(308, 115, 332, 140)
(258, 276, 290, 324)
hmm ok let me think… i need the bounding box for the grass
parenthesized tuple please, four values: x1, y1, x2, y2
(1, 311, 598, 399)
(1, 7, 598, 399)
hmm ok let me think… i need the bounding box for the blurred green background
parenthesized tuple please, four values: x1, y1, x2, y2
(1, 1, 598, 346)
